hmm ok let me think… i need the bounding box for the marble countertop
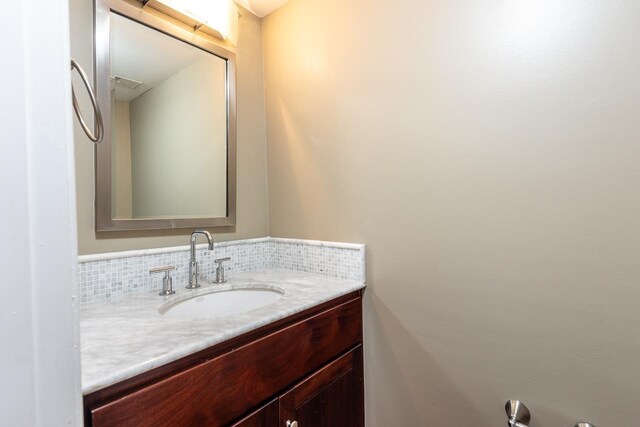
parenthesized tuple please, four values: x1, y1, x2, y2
(80, 269, 366, 395)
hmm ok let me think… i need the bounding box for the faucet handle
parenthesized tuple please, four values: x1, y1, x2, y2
(150, 266, 176, 296)
(149, 265, 177, 274)
(214, 257, 231, 284)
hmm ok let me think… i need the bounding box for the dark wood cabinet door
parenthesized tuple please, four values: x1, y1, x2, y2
(280, 346, 364, 427)
(230, 399, 279, 427)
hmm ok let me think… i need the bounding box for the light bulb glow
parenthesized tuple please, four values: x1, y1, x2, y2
(154, 0, 237, 41)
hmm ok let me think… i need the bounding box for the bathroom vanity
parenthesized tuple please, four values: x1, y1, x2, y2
(83, 290, 363, 427)
(79, 238, 367, 427)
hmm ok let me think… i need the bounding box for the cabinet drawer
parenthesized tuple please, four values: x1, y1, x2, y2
(90, 297, 362, 427)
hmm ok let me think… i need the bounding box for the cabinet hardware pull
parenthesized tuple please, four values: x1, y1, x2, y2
(286, 421, 298, 427)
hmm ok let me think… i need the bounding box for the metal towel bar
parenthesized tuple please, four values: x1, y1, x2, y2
(70, 59, 103, 143)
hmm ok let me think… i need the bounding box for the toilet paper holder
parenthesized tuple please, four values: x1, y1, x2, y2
(505, 400, 530, 427)
(505, 400, 596, 427)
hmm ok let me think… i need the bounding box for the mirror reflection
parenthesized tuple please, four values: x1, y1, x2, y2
(110, 13, 228, 219)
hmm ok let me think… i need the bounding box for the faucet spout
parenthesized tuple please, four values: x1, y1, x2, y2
(187, 230, 215, 289)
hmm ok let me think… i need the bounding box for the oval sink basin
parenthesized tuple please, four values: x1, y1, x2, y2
(160, 288, 284, 319)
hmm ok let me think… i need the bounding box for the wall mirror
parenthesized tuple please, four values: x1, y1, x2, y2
(95, 0, 236, 231)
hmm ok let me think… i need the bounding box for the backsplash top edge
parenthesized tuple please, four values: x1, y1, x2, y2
(269, 237, 365, 251)
(78, 237, 272, 263)
(78, 237, 365, 263)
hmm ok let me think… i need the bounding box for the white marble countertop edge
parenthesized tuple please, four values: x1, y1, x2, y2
(80, 271, 366, 395)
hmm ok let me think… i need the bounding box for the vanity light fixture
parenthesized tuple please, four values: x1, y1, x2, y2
(142, 0, 238, 44)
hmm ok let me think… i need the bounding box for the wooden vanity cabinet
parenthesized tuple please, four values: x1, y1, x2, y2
(232, 346, 363, 427)
(230, 399, 279, 427)
(279, 346, 364, 427)
(84, 291, 364, 427)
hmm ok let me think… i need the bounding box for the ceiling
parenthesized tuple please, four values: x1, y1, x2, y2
(110, 13, 222, 102)
(234, 0, 291, 17)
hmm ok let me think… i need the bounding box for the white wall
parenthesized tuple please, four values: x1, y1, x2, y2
(0, 0, 81, 425)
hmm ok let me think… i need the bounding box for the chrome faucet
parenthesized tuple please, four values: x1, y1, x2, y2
(187, 230, 214, 289)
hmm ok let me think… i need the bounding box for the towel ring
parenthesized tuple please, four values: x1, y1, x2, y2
(70, 59, 104, 144)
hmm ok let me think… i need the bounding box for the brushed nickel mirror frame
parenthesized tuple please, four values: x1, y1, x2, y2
(94, 0, 237, 231)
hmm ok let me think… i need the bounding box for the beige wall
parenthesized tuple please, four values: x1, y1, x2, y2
(264, 0, 640, 425)
(129, 58, 227, 218)
(71, 1, 269, 254)
(112, 99, 133, 218)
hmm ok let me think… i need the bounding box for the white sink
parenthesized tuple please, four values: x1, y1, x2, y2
(160, 288, 284, 319)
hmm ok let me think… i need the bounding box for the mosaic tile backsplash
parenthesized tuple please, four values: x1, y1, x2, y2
(78, 237, 365, 304)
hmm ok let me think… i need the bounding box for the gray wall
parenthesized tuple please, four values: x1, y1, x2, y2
(263, 0, 640, 425)
(129, 58, 227, 218)
(71, 0, 269, 254)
